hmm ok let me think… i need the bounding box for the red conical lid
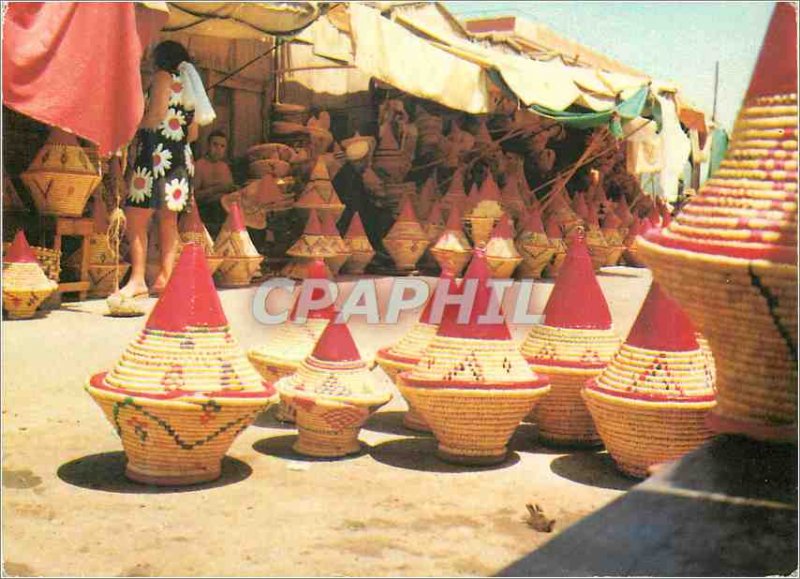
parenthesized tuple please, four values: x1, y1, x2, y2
(345, 212, 367, 238)
(146, 243, 228, 332)
(586, 204, 601, 228)
(92, 194, 109, 233)
(311, 316, 362, 362)
(444, 204, 464, 232)
(573, 195, 589, 220)
(545, 217, 562, 239)
(303, 209, 324, 236)
(225, 201, 246, 233)
(626, 282, 699, 351)
(289, 259, 335, 321)
(181, 198, 207, 234)
(427, 200, 444, 225)
(648, 206, 661, 229)
(467, 183, 480, 206)
(420, 175, 436, 200)
(419, 269, 455, 325)
(746, 2, 798, 99)
(490, 214, 514, 240)
(476, 119, 492, 143)
(523, 207, 546, 234)
(397, 196, 418, 222)
(543, 233, 613, 329)
(616, 196, 634, 224)
(445, 167, 466, 199)
(479, 172, 502, 202)
(624, 217, 642, 243)
(602, 210, 622, 230)
(437, 249, 512, 340)
(321, 211, 341, 237)
(4, 230, 38, 263)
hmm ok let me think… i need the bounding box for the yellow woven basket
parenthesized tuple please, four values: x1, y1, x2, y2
(88, 263, 131, 298)
(214, 256, 263, 287)
(374, 354, 429, 432)
(86, 376, 273, 485)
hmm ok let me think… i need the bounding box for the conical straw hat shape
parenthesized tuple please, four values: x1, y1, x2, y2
(626, 282, 699, 352)
(636, 2, 798, 441)
(543, 233, 612, 330)
(5, 230, 39, 264)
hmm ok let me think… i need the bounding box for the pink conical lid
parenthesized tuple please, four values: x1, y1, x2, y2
(345, 212, 367, 238)
(479, 171, 502, 202)
(419, 269, 455, 325)
(586, 204, 601, 229)
(626, 282, 699, 352)
(444, 204, 464, 232)
(321, 211, 341, 237)
(444, 168, 467, 200)
(181, 198, 207, 234)
(437, 249, 512, 340)
(490, 214, 514, 240)
(746, 2, 798, 100)
(602, 210, 622, 230)
(523, 207, 546, 234)
(92, 194, 109, 234)
(545, 217, 562, 239)
(289, 259, 335, 321)
(225, 201, 246, 233)
(543, 233, 613, 329)
(573, 195, 590, 220)
(146, 243, 228, 332)
(466, 183, 480, 206)
(396, 196, 418, 222)
(427, 200, 444, 225)
(311, 316, 362, 362)
(303, 209, 324, 236)
(616, 196, 634, 224)
(4, 230, 38, 263)
(420, 175, 437, 201)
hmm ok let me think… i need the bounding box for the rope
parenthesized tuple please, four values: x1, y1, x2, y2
(107, 156, 127, 293)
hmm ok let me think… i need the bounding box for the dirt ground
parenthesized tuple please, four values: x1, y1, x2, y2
(2, 267, 652, 577)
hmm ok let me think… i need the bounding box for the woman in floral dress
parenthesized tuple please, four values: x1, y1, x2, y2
(116, 40, 200, 299)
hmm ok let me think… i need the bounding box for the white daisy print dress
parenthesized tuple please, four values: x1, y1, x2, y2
(126, 73, 195, 212)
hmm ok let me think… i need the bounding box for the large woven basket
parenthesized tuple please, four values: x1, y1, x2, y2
(88, 263, 131, 298)
(374, 356, 429, 431)
(86, 374, 271, 485)
(3, 285, 57, 319)
(2, 242, 61, 283)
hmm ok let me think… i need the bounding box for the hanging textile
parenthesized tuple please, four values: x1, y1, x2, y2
(654, 92, 691, 203)
(529, 85, 649, 134)
(2, 2, 167, 155)
(707, 127, 730, 179)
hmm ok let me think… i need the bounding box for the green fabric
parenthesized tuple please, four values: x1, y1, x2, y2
(530, 86, 649, 132)
(708, 127, 729, 178)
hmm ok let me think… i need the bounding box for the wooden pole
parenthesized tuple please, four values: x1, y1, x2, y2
(712, 61, 719, 123)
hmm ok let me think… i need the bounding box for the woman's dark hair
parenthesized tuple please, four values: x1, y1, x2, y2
(152, 41, 191, 73)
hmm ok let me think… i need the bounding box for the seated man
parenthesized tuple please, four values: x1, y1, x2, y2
(194, 130, 236, 236)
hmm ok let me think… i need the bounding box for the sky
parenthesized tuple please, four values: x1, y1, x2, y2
(445, 1, 777, 131)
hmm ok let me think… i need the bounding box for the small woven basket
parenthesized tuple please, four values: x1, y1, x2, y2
(88, 263, 131, 298)
(214, 255, 263, 287)
(2, 262, 58, 319)
(2, 243, 61, 283)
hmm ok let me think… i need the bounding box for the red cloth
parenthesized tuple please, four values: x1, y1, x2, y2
(2, 3, 167, 155)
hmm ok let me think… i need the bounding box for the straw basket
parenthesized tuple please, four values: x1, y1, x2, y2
(430, 246, 471, 277)
(3, 285, 57, 319)
(282, 258, 334, 280)
(20, 143, 101, 217)
(214, 256, 263, 287)
(516, 236, 555, 279)
(466, 216, 497, 247)
(398, 374, 550, 464)
(637, 237, 797, 434)
(545, 239, 568, 278)
(602, 230, 626, 267)
(342, 238, 375, 275)
(2, 243, 61, 283)
(375, 356, 429, 431)
(250, 158, 291, 179)
(88, 263, 131, 298)
(585, 230, 611, 271)
(486, 255, 522, 279)
(623, 240, 646, 267)
(86, 373, 271, 485)
(582, 387, 715, 478)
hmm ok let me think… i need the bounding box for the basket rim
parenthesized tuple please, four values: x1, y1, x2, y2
(584, 379, 716, 405)
(639, 229, 797, 266)
(399, 370, 550, 391)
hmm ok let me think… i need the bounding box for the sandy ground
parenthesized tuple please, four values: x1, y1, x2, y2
(2, 267, 652, 577)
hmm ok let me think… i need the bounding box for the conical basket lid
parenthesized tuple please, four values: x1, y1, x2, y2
(643, 3, 798, 264)
(543, 233, 612, 329)
(479, 172, 502, 202)
(626, 282, 699, 352)
(427, 200, 444, 226)
(545, 217, 562, 239)
(99, 244, 273, 397)
(225, 201, 246, 233)
(523, 207, 546, 234)
(310, 157, 330, 182)
(345, 212, 367, 238)
(5, 230, 38, 263)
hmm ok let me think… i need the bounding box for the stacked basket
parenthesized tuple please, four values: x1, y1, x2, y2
(520, 232, 621, 445)
(465, 173, 507, 247)
(2, 231, 58, 319)
(430, 205, 471, 276)
(294, 158, 345, 224)
(276, 317, 393, 457)
(383, 197, 430, 273)
(213, 201, 263, 287)
(399, 250, 551, 465)
(179, 199, 224, 276)
(516, 207, 555, 279)
(637, 3, 798, 442)
(283, 209, 337, 280)
(320, 211, 351, 275)
(485, 215, 522, 278)
(342, 213, 375, 275)
(85, 244, 278, 485)
(583, 282, 717, 478)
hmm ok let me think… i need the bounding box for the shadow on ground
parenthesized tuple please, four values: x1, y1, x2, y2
(549, 452, 637, 491)
(57, 451, 252, 493)
(251, 406, 299, 430)
(252, 434, 373, 462)
(369, 437, 521, 473)
(361, 411, 432, 438)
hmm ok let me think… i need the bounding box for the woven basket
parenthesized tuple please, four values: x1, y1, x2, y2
(342, 237, 375, 275)
(2, 286, 57, 319)
(602, 230, 626, 267)
(398, 375, 549, 464)
(582, 388, 715, 478)
(486, 255, 522, 279)
(516, 235, 556, 279)
(214, 256, 263, 287)
(88, 263, 131, 298)
(282, 258, 335, 280)
(585, 229, 611, 271)
(544, 239, 568, 278)
(374, 357, 429, 431)
(86, 375, 270, 485)
(20, 143, 100, 217)
(638, 237, 797, 432)
(2, 261, 58, 319)
(2, 243, 61, 283)
(466, 216, 498, 247)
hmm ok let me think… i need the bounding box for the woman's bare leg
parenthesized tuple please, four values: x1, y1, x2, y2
(152, 207, 179, 292)
(117, 207, 153, 297)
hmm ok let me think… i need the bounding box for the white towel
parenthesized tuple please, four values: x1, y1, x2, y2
(178, 61, 216, 126)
